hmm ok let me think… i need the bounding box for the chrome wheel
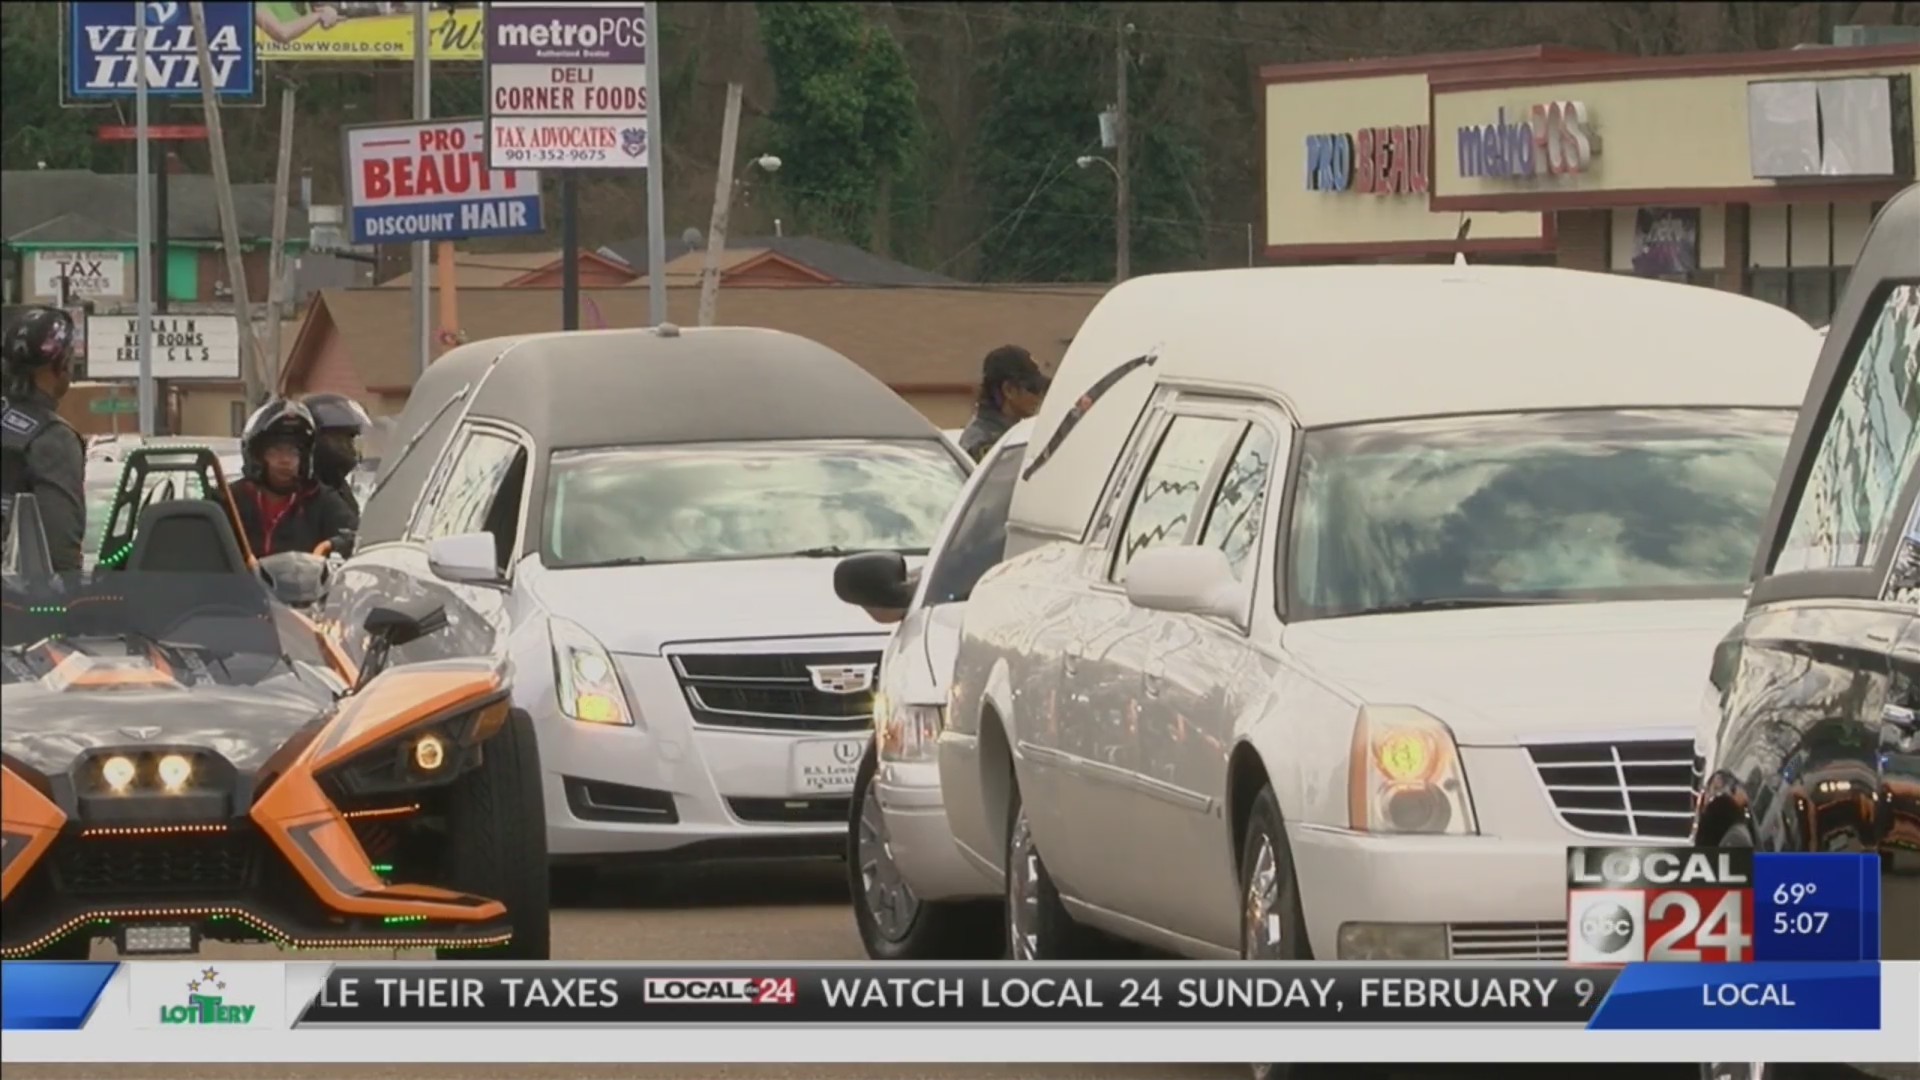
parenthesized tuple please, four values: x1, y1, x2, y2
(1243, 832, 1283, 960)
(1007, 805, 1041, 961)
(1703, 1065, 1767, 1080)
(856, 777, 920, 943)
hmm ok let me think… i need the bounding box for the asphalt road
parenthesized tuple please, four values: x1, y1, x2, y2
(0, 858, 1820, 1080)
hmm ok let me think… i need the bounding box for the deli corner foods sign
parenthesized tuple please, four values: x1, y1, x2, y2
(1456, 102, 1600, 180)
(64, 2, 257, 103)
(86, 314, 241, 380)
(485, 2, 652, 171)
(344, 118, 544, 245)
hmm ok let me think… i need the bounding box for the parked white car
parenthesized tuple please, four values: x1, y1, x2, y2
(937, 265, 1821, 970)
(835, 421, 1032, 958)
(322, 326, 971, 890)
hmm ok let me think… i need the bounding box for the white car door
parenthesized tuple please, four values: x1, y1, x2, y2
(1126, 401, 1294, 942)
(1051, 406, 1247, 912)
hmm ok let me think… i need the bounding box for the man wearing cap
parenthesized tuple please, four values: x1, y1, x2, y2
(958, 344, 1049, 463)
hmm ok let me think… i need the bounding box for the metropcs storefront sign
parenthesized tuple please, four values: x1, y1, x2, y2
(1304, 124, 1430, 195)
(1456, 102, 1599, 180)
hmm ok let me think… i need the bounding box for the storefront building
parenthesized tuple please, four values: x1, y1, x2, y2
(1264, 43, 1920, 326)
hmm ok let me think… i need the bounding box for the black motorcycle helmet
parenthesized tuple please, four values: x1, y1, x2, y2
(303, 392, 371, 484)
(241, 398, 318, 485)
(2, 307, 77, 395)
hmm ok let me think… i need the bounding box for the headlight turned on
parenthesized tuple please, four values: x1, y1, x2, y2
(321, 698, 511, 799)
(157, 754, 193, 792)
(878, 697, 944, 764)
(550, 616, 633, 726)
(1347, 705, 1478, 835)
(101, 755, 138, 793)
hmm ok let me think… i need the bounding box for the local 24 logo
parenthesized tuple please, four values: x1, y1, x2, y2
(1566, 847, 1755, 964)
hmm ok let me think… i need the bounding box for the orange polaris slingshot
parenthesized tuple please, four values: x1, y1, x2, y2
(0, 447, 549, 960)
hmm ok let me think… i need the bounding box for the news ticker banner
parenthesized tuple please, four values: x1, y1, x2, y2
(5, 962, 1917, 1064)
(1567, 849, 1882, 963)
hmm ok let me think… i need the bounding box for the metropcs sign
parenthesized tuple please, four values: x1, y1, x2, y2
(1305, 124, 1430, 195)
(1456, 102, 1599, 180)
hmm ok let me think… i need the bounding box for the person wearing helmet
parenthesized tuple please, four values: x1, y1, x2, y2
(1, 307, 86, 572)
(302, 392, 372, 516)
(230, 399, 358, 559)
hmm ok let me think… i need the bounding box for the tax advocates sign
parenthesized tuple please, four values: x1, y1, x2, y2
(1305, 125, 1430, 195)
(485, 2, 652, 170)
(63, 2, 258, 105)
(1456, 102, 1599, 180)
(344, 118, 544, 245)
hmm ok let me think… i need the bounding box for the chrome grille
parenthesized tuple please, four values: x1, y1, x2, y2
(671, 650, 881, 732)
(1448, 922, 1567, 961)
(1528, 739, 1696, 839)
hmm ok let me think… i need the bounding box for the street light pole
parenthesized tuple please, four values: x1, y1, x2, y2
(412, 2, 431, 375)
(134, 0, 154, 435)
(1113, 9, 1131, 284)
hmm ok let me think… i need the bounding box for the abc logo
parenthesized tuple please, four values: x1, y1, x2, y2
(1578, 903, 1636, 954)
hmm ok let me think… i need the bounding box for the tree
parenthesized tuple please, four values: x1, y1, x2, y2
(970, 3, 1210, 283)
(755, 2, 924, 249)
(1, 4, 123, 172)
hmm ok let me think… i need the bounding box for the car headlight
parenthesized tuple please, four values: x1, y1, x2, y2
(551, 617, 633, 726)
(1347, 705, 1476, 835)
(320, 698, 510, 799)
(877, 693, 943, 764)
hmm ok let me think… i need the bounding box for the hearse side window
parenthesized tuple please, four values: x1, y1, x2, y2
(1111, 415, 1244, 584)
(1199, 423, 1278, 585)
(1774, 282, 1920, 575)
(420, 430, 524, 561)
(922, 442, 1024, 607)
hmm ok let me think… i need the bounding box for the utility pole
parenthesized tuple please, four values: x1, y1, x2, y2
(266, 84, 298, 393)
(644, 0, 667, 327)
(698, 82, 744, 328)
(1113, 10, 1132, 284)
(190, 2, 266, 405)
(562, 176, 579, 330)
(412, 2, 432, 375)
(134, 0, 155, 436)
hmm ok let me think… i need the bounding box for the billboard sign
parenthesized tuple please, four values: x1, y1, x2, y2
(254, 2, 484, 63)
(64, 2, 258, 104)
(86, 314, 241, 380)
(485, 3, 651, 170)
(344, 118, 544, 245)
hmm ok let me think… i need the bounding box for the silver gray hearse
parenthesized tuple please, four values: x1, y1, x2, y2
(321, 325, 972, 885)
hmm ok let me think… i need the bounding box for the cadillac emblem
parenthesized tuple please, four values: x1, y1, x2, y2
(807, 664, 876, 695)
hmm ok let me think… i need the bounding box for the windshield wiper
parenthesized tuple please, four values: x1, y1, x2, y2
(1360, 596, 1567, 616)
(572, 555, 653, 569)
(784, 546, 928, 559)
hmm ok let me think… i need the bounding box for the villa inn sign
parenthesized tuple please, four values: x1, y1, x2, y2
(1456, 102, 1600, 179)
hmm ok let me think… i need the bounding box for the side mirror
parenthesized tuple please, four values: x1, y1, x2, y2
(428, 531, 503, 585)
(834, 551, 915, 613)
(258, 551, 331, 609)
(363, 604, 449, 650)
(1124, 545, 1243, 621)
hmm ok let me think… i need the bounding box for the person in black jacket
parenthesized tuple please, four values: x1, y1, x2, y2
(0, 307, 87, 572)
(958, 344, 1048, 463)
(229, 399, 357, 559)
(302, 392, 372, 516)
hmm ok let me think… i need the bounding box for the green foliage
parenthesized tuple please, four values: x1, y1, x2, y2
(972, 2, 1210, 282)
(1, 4, 122, 172)
(755, 2, 923, 248)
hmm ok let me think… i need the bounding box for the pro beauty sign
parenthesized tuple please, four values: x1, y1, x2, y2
(344, 118, 545, 246)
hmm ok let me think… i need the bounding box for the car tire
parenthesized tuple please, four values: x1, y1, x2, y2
(849, 747, 1001, 960)
(438, 708, 551, 961)
(1242, 784, 1385, 1080)
(549, 864, 601, 906)
(1003, 780, 1096, 960)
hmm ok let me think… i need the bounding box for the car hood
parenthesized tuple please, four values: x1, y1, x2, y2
(1280, 598, 1744, 746)
(0, 682, 330, 776)
(524, 558, 910, 655)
